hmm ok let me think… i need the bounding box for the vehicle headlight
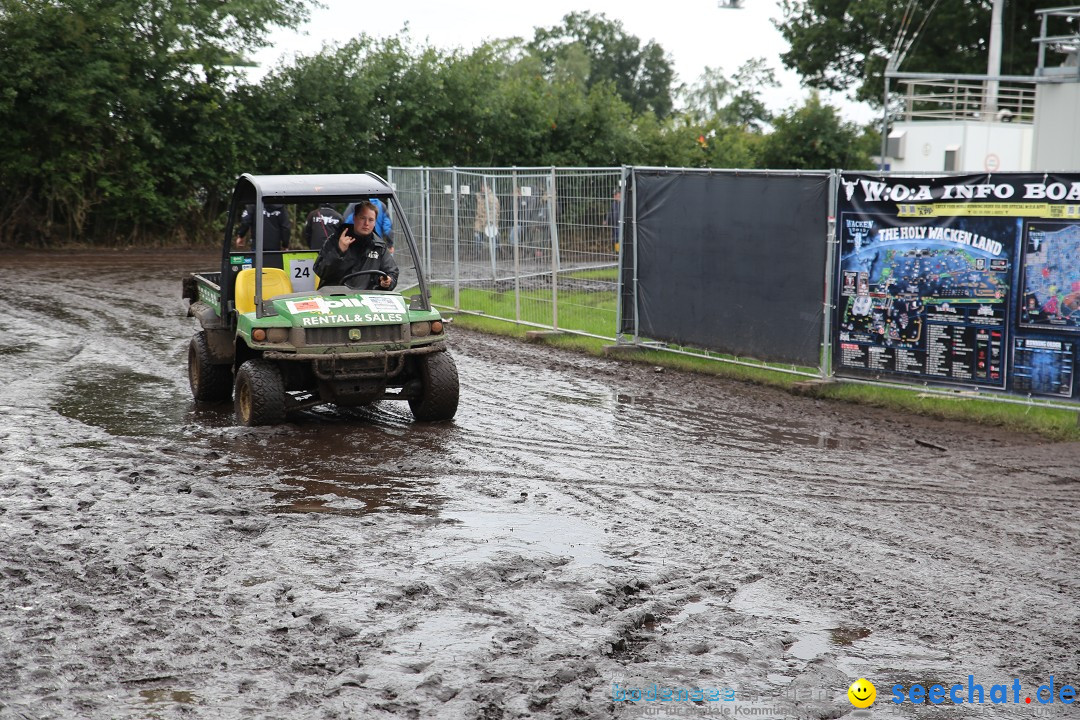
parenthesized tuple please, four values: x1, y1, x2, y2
(267, 328, 289, 343)
(411, 321, 431, 338)
(431, 320, 444, 334)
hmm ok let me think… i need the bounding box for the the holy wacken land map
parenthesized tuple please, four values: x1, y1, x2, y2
(837, 217, 1015, 386)
(1020, 222, 1080, 331)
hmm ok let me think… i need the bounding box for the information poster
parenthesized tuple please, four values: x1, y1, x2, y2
(1011, 336, 1075, 397)
(1019, 222, 1080, 332)
(836, 174, 1054, 388)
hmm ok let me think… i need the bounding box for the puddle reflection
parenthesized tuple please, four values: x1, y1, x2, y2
(54, 366, 188, 437)
(211, 407, 458, 516)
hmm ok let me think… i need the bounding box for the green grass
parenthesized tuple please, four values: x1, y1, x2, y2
(447, 312, 818, 389)
(444, 312, 532, 338)
(444, 311, 1080, 441)
(811, 382, 1080, 440)
(563, 267, 619, 282)
(428, 284, 617, 337)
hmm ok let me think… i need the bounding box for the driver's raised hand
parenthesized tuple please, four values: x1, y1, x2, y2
(337, 229, 356, 253)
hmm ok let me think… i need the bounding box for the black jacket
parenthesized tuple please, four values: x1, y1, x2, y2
(236, 203, 291, 251)
(314, 229, 399, 290)
(302, 205, 344, 250)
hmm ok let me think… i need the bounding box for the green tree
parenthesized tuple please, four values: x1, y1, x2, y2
(776, 0, 1055, 104)
(684, 67, 735, 122)
(684, 59, 778, 130)
(255, 36, 522, 170)
(255, 33, 645, 172)
(758, 92, 874, 169)
(0, 0, 308, 244)
(529, 11, 676, 118)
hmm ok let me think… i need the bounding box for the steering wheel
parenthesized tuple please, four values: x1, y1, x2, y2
(340, 269, 390, 288)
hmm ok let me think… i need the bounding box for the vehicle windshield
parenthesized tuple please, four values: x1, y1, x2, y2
(225, 196, 425, 301)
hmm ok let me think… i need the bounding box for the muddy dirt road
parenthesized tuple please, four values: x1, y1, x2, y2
(1, 251, 1078, 720)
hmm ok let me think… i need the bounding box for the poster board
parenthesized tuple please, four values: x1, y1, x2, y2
(835, 173, 1080, 396)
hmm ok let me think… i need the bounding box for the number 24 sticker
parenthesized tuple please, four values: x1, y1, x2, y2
(289, 258, 317, 291)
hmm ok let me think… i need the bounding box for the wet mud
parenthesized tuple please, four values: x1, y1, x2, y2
(0, 250, 1078, 719)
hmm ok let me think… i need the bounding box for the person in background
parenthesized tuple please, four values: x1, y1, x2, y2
(302, 202, 343, 251)
(604, 189, 622, 254)
(314, 200, 398, 290)
(473, 184, 500, 259)
(510, 185, 543, 255)
(234, 202, 291, 251)
(371, 198, 393, 251)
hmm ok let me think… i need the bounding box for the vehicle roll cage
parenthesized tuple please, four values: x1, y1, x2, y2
(223, 172, 431, 317)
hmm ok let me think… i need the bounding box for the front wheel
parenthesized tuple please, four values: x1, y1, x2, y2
(408, 352, 459, 421)
(234, 359, 286, 426)
(188, 331, 232, 402)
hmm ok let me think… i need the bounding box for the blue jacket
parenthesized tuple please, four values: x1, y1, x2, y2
(344, 199, 393, 246)
(370, 198, 393, 241)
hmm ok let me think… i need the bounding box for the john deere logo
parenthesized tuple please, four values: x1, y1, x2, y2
(348, 328, 362, 341)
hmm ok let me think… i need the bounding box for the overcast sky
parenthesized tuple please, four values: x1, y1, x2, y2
(252, 0, 876, 124)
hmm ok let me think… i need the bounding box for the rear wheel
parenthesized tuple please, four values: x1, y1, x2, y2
(188, 331, 232, 402)
(234, 359, 286, 426)
(408, 351, 459, 421)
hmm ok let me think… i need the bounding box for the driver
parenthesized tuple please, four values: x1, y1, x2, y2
(313, 200, 399, 290)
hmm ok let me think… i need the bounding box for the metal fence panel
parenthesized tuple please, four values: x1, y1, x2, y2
(390, 167, 624, 339)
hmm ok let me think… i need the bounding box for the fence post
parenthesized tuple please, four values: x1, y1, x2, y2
(822, 170, 839, 378)
(421, 168, 430, 273)
(548, 167, 560, 330)
(614, 165, 628, 342)
(452, 167, 460, 311)
(631, 168, 640, 343)
(512, 168, 521, 323)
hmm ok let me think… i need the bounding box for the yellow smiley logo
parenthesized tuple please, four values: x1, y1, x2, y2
(848, 678, 876, 708)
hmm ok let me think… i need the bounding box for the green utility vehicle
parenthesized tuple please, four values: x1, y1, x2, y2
(181, 173, 458, 425)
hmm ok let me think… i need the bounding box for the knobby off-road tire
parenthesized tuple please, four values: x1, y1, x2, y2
(234, 359, 287, 426)
(188, 331, 232, 402)
(409, 351, 460, 421)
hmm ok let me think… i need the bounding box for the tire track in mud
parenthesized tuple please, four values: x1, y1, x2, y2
(537, 439, 1077, 716)
(1, 251, 1079, 719)
(448, 329, 1080, 717)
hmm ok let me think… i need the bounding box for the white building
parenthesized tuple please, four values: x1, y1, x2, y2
(882, 6, 1079, 173)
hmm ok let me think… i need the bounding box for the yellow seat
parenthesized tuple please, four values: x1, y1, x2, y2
(234, 268, 294, 314)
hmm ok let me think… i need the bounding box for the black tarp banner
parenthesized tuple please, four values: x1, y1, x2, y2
(836, 172, 1080, 397)
(625, 170, 830, 367)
